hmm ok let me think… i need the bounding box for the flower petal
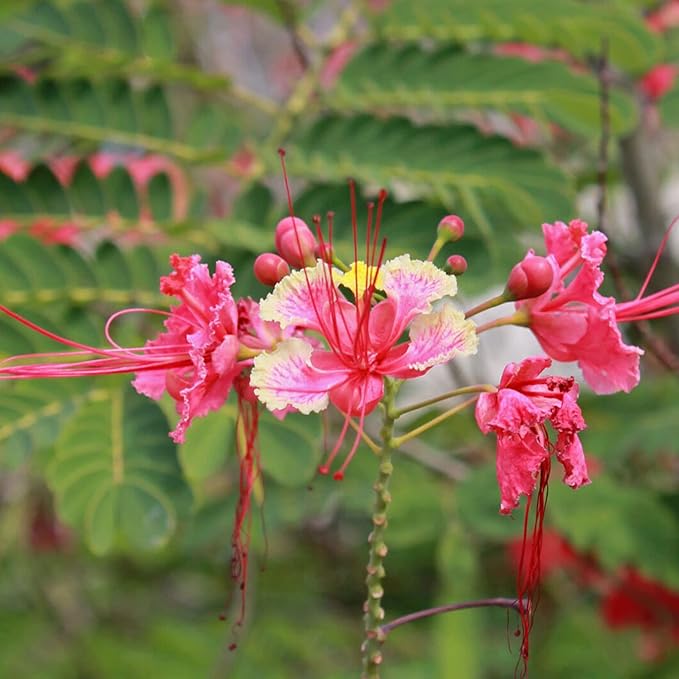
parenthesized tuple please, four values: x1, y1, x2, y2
(496, 431, 549, 514)
(258, 261, 340, 331)
(382, 306, 478, 377)
(382, 255, 457, 319)
(555, 433, 590, 490)
(251, 339, 347, 414)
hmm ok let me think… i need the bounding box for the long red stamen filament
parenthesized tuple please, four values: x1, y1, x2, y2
(635, 214, 679, 301)
(333, 384, 370, 481)
(104, 307, 170, 354)
(514, 454, 550, 679)
(230, 395, 261, 634)
(318, 395, 354, 475)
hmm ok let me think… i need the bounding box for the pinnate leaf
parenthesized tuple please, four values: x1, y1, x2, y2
(49, 385, 191, 554)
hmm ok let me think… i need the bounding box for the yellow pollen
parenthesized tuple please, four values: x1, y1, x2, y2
(336, 261, 384, 298)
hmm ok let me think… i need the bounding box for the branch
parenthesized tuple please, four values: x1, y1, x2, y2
(379, 597, 528, 636)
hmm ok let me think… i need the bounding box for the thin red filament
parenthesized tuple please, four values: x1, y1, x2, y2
(514, 454, 551, 679)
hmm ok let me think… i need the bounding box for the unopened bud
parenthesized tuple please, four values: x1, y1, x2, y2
(254, 253, 290, 286)
(506, 254, 554, 300)
(274, 216, 317, 268)
(445, 254, 468, 275)
(437, 215, 465, 243)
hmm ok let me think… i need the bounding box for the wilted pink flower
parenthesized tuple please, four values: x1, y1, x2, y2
(131, 254, 250, 442)
(251, 189, 477, 479)
(0, 253, 268, 443)
(476, 356, 589, 671)
(476, 356, 589, 514)
(516, 220, 644, 394)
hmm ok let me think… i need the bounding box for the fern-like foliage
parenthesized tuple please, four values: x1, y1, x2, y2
(328, 45, 637, 135)
(0, 75, 240, 161)
(377, 0, 662, 73)
(0, 0, 229, 89)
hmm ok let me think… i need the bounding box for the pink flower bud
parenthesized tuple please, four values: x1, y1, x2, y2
(506, 254, 554, 300)
(254, 253, 290, 286)
(274, 216, 317, 268)
(445, 254, 468, 275)
(437, 215, 465, 243)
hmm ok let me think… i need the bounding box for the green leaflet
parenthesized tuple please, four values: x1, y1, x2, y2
(258, 410, 323, 486)
(0, 0, 230, 90)
(378, 0, 662, 74)
(282, 115, 573, 238)
(0, 379, 92, 469)
(328, 46, 637, 136)
(0, 75, 240, 161)
(0, 233, 168, 308)
(48, 385, 191, 554)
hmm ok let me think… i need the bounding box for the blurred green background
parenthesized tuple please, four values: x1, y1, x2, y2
(1, 1, 679, 677)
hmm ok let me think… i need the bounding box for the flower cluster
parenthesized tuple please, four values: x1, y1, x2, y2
(2, 168, 678, 675)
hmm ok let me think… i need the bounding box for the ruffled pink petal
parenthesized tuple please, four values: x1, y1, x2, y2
(250, 339, 348, 414)
(555, 433, 590, 490)
(498, 356, 553, 389)
(381, 255, 457, 327)
(170, 334, 241, 443)
(575, 308, 643, 394)
(529, 308, 590, 361)
(258, 261, 339, 331)
(542, 220, 607, 268)
(496, 431, 550, 514)
(488, 389, 553, 432)
(380, 306, 478, 378)
(132, 329, 190, 400)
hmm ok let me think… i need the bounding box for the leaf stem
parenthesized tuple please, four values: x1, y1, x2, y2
(392, 397, 478, 448)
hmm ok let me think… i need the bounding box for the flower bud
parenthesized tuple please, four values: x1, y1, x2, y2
(506, 254, 554, 300)
(254, 252, 290, 286)
(445, 254, 468, 275)
(437, 214, 465, 243)
(274, 216, 317, 268)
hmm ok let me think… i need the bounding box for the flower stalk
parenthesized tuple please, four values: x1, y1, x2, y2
(362, 378, 400, 678)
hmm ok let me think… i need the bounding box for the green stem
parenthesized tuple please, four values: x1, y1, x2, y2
(392, 397, 478, 448)
(464, 291, 512, 318)
(394, 384, 495, 418)
(476, 311, 529, 334)
(362, 378, 400, 678)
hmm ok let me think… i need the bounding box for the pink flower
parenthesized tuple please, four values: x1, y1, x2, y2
(0, 254, 271, 443)
(476, 356, 589, 671)
(476, 356, 589, 514)
(517, 220, 643, 394)
(251, 199, 478, 478)
(131, 254, 248, 442)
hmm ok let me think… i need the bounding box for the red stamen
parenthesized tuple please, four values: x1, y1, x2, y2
(635, 214, 679, 300)
(229, 392, 261, 632)
(514, 453, 551, 678)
